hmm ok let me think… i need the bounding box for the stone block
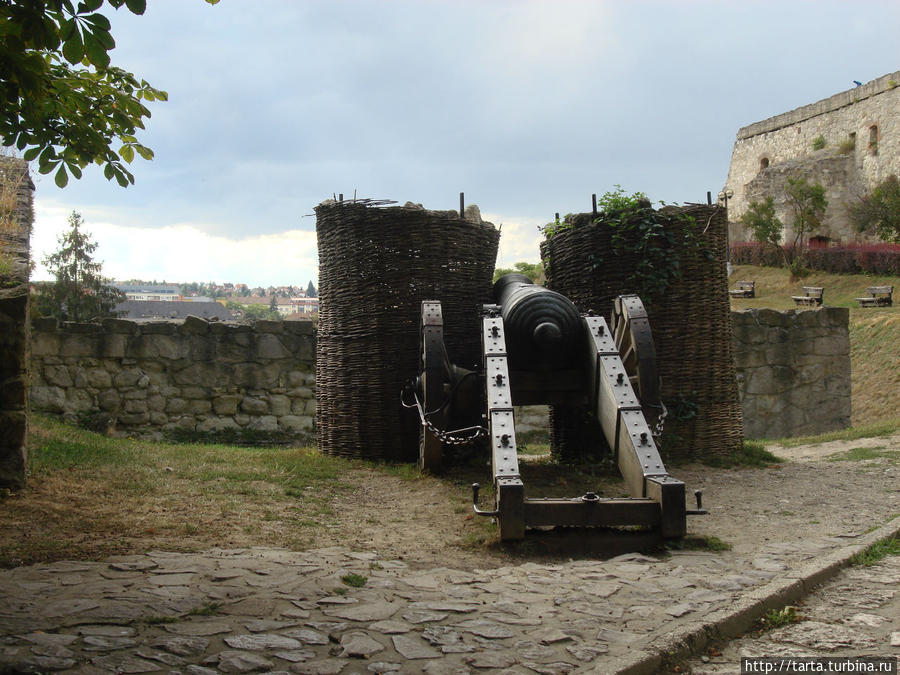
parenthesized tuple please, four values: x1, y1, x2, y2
(124, 389, 147, 400)
(100, 317, 136, 334)
(148, 395, 167, 412)
(81, 367, 111, 388)
(0, 411, 27, 490)
(267, 394, 291, 416)
(166, 398, 188, 414)
(241, 397, 269, 415)
(43, 365, 72, 387)
(149, 412, 168, 426)
(248, 415, 279, 431)
(66, 388, 94, 412)
(255, 333, 290, 360)
(304, 399, 316, 415)
(31, 331, 61, 357)
(187, 399, 212, 415)
(197, 417, 239, 433)
(213, 394, 242, 416)
(181, 315, 210, 335)
(254, 320, 283, 334)
(280, 415, 314, 431)
(98, 390, 120, 412)
(113, 368, 145, 388)
(181, 386, 207, 400)
(234, 414, 250, 426)
(59, 334, 96, 358)
(30, 386, 67, 412)
(123, 398, 148, 414)
(140, 322, 176, 335)
(100, 333, 126, 358)
(117, 411, 149, 425)
(0, 377, 25, 409)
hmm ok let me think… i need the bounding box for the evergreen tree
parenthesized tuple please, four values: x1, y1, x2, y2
(306, 280, 317, 298)
(37, 211, 124, 321)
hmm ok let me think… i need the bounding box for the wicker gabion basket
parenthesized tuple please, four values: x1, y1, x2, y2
(540, 204, 743, 461)
(315, 200, 499, 462)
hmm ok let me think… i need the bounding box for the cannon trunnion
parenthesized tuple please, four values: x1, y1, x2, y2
(410, 274, 702, 541)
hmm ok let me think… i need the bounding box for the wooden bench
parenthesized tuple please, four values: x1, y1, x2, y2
(728, 281, 756, 298)
(856, 285, 893, 307)
(792, 286, 824, 307)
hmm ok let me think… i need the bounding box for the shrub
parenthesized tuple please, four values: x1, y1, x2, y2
(730, 241, 900, 275)
(812, 135, 826, 150)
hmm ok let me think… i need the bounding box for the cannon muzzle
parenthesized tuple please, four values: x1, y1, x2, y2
(492, 273, 582, 370)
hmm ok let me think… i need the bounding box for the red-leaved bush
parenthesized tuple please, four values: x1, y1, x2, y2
(730, 242, 900, 275)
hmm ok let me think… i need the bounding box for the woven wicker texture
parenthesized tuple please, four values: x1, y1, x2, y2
(315, 201, 499, 461)
(540, 205, 743, 460)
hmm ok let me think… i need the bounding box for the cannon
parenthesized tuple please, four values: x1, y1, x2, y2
(405, 273, 705, 540)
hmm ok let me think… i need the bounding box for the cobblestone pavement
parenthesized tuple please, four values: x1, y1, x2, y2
(1, 453, 898, 674)
(677, 552, 900, 673)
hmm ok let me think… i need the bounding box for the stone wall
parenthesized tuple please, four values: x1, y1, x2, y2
(0, 158, 33, 489)
(725, 71, 900, 244)
(732, 307, 850, 440)
(29, 317, 317, 441)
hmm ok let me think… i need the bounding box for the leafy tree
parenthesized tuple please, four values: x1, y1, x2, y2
(740, 196, 785, 263)
(848, 175, 900, 243)
(1, 0, 218, 188)
(36, 210, 124, 320)
(493, 261, 545, 284)
(784, 177, 827, 263)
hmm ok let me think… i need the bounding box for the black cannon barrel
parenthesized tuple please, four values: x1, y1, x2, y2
(493, 273, 583, 370)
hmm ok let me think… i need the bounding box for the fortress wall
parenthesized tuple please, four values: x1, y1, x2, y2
(732, 307, 851, 440)
(725, 72, 900, 242)
(0, 158, 33, 489)
(29, 317, 317, 441)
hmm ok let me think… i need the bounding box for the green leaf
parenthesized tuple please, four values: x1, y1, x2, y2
(69, 163, 83, 179)
(124, 0, 147, 14)
(103, 163, 115, 180)
(84, 37, 110, 68)
(79, 0, 105, 13)
(23, 147, 41, 161)
(61, 29, 84, 64)
(119, 144, 134, 163)
(55, 165, 69, 188)
(134, 144, 153, 160)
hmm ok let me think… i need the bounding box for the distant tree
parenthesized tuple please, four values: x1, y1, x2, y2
(1, 0, 219, 188)
(269, 295, 277, 312)
(740, 196, 785, 264)
(848, 175, 900, 243)
(36, 210, 124, 320)
(306, 280, 317, 298)
(493, 261, 544, 284)
(784, 177, 827, 265)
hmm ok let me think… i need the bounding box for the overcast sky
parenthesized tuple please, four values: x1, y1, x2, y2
(28, 0, 900, 287)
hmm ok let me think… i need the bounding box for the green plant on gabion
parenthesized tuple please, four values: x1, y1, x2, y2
(546, 187, 713, 303)
(812, 135, 826, 150)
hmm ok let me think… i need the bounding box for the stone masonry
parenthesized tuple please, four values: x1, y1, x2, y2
(725, 71, 900, 244)
(0, 157, 33, 489)
(732, 307, 851, 440)
(29, 317, 316, 440)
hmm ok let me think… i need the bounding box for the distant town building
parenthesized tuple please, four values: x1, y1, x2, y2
(114, 300, 234, 321)
(115, 283, 181, 302)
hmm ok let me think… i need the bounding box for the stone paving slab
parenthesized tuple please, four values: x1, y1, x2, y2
(1, 520, 899, 675)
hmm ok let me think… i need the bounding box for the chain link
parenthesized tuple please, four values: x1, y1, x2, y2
(651, 400, 667, 440)
(401, 385, 487, 446)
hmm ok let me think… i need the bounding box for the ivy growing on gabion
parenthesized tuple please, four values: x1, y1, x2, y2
(540, 190, 742, 462)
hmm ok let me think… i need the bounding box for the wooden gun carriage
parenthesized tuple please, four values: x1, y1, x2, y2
(406, 274, 705, 541)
